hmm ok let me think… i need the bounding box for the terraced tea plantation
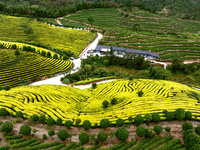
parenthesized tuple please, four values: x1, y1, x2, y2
(0, 133, 185, 150)
(62, 8, 200, 61)
(0, 79, 199, 125)
(0, 48, 72, 88)
(0, 14, 96, 56)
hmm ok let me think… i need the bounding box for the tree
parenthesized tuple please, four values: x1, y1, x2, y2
(87, 16, 94, 30)
(154, 124, 163, 135)
(43, 134, 47, 140)
(128, 116, 133, 123)
(182, 122, 193, 131)
(0, 108, 9, 116)
(48, 129, 55, 137)
(56, 117, 63, 126)
(134, 115, 144, 125)
(47, 52, 51, 58)
(97, 131, 108, 142)
(195, 126, 200, 135)
(175, 108, 185, 120)
(16, 111, 23, 118)
(53, 54, 58, 59)
(39, 114, 46, 123)
(152, 113, 160, 122)
(100, 119, 110, 129)
(82, 120, 91, 130)
(19, 124, 31, 136)
(65, 120, 73, 129)
(116, 127, 129, 141)
(57, 129, 69, 141)
(79, 131, 89, 144)
(165, 112, 175, 121)
(136, 126, 146, 137)
(75, 118, 81, 127)
(145, 128, 154, 138)
(111, 98, 117, 105)
(185, 132, 200, 147)
(185, 111, 192, 120)
(116, 118, 124, 127)
(92, 83, 97, 89)
(31, 114, 39, 121)
(46, 117, 55, 126)
(1, 121, 13, 133)
(137, 91, 143, 97)
(144, 113, 152, 123)
(170, 54, 183, 72)
(165, 126, 171, 133)
(102, 100, 109, 108)
(189, 144, 200, 150)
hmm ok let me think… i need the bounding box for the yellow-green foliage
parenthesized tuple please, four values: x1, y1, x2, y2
(0, 79, 199, 125)
(0, 40, 60, 58)
(0, 49, 72, 87)
(0, 14, 96, 56)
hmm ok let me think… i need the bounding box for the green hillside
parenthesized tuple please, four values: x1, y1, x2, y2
(61, 8, 200, 61)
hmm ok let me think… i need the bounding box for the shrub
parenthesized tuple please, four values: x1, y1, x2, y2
(175, 108, 185, 120)
(144, 113, 152, 123)
(128, 116, 133, 123)
(53, 54, 58, 59)
(185, 111, 192, 120)
(136, 126, 146, 137)
(47, 52, 51, 58)
(145, 128, 154, 138)
(116, 127, 129, 141)
(41, 51, 46, 56)
(57, 129, 69, 141)
(189, 144, 200, 150)
(134, 115, 144, 125)
(97, 131, 108, 142)
(183, 129, 194, 140)
(75, 119, 81, 127)
(100, 119, 110, 129)
(152, 113, 160, 122)
(46, 117, 55, 126)
(111, 98, 117, 105)
(165, 112, 175, 121)
(137, 91, 143, 97)
(116, 118, 124, 127)
(48, 129, 55, 137)
(65, 120, 73, 129)
(92, 83, 97, 89)
(102, 100, 109, 108)
(31, 114, 39, 121)
(79, 131, 89, 144)
(16, 111, 23, 118)
(103, 60, 109, 66)
(19, 124, 31, 136)
(182, 122, 193, 131)
(12, 44, 17, 49)
(0, 108, 9, 116)
(56, 118, 63, 126)
(185, 132, 200, 147)
(195, 126, 200, 135)
(15, 50, 20, 55)
(43, 134, 47, 140)
(165, 126, 171, 133)
(82, 120, 91, 130)
(154, 124, 163, 135)
(39, 114, 46, 123)
(1, 121, 13, 133)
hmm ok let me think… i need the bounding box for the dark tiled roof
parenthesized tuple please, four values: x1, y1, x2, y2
(95, 45, 160, 58)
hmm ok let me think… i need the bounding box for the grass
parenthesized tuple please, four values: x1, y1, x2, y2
(0, 79, 199, 125)
(0, 14, 96, 56)
(62, 8, 200, 61)
(0, 49, 72, 88)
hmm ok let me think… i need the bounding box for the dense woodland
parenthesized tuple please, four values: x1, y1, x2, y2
(0, 0, 199, 19)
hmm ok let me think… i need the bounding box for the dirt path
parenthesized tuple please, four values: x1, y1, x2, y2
(1, 116, 199, 148)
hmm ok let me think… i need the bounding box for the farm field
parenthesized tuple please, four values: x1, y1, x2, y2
(61, 8, 200, 61)
(0, 14, 96, 56)
(0, 79, 199, 125)
(0, 48, 72, 88)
